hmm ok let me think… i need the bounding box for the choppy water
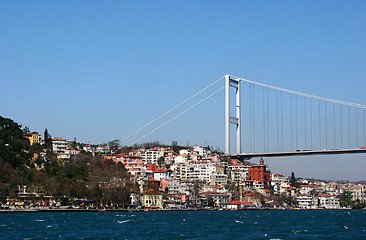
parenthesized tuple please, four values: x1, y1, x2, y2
(1, 210, 366, 239)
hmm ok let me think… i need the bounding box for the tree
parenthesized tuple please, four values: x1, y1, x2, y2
(172, 141, 180, 154)
(108, 139, 120, 152)
(207, 195, 214, 207)
(340, 191, 353, 207)
(0, 116, 31, 167)
(157, 156, 165, 168)
(290, 172, 299, 188)
(69, 138, 78, 149)
(44, 128, 52, 150)
(23, 126, 30, 133)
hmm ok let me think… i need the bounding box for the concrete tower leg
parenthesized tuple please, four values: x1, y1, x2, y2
(225, 75, 230, 155)
(225, 75, 241, 155)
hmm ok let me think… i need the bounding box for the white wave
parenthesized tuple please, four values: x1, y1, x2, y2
(235, 220, 244, 224)
(117, 220, 131, 224)
(35, 219, 44, 222)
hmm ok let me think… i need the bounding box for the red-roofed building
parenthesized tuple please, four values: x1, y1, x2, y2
(23, 132, 40, 145)
(145, 163, 158, 171)
(199, 192, 231, 207)
(115, 155, 143, 176)
(242, 193, 261, 207)
(141, 189, 163, 209)
(247, 159, 271, 190)
(227, 200, 256, 209)
(148, 179, 160, 191)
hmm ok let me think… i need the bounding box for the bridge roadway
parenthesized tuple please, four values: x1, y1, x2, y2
(231, 148, 366, 160)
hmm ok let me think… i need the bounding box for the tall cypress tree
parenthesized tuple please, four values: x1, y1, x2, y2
(44, 128, 52, 150)
(290, 172, 299, 188)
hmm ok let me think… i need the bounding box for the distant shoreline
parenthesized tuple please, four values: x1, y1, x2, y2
(0, 208, 357, 213)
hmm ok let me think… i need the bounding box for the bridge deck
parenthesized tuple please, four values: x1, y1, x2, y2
(231, 149, 366, 160)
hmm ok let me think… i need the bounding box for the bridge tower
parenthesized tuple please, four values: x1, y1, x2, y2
(225, 75, 241, 155)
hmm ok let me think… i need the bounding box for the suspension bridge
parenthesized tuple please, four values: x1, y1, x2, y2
(120, 74, 366, 160)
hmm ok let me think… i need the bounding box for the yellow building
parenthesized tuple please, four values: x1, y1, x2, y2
(24, 132, 40, 145)
(141, 189, 163, 209)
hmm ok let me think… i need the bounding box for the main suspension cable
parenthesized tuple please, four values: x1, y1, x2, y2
(121, 76, 224, 144)
(231, 75, 366, 109)
(129, 87, 225, 146)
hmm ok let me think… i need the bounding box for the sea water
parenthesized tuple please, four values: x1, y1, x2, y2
(1, 210, 366, 239)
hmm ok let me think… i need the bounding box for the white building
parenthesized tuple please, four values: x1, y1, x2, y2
(193, 146, 209, 158)
(83, 145, 95, 153)
(52, 137, 68, 154)
(174, 155, 188, 164)
(153, 169, 173, 180)
(186, 163, 216, 182)
(140, 148, 164, 164)
(318, 195, 340, 209)
(297, 194, 316, 209)
(344, 184, 366, 203)
(95, 144, 110, 154)
(179, 149, 190, 156)
(212, 172, 228, 186)
(227, 165, 250, 182)
(52, 137, 70, 161)
(168, 180, 181, 195)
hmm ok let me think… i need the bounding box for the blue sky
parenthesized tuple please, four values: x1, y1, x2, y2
(1, 1, 365, 180)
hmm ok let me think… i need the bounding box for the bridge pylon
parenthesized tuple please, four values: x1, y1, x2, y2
(225, 75, 241, 155)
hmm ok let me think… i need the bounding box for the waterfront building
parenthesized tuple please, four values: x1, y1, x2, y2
(271, 174, 289, 194)
(141, 189, 163, 209)
(227, 200, 256, 209)
(242, 193, 262, 207)
(318, 195, 340, 209)
(199, 192, 231, 207)
(130, 190, 141, 207)
(297, 194, 317, 209)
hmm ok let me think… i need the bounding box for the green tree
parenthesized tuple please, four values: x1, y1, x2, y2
(290, 172, 300, 188)
(157, 156, 165, 168)
(340, 191, 353, 207)
(44, 128, 52, 150)
(0, 116, 31, 168)
(207, 195, 214, 207)
(23, 126, 30, 133)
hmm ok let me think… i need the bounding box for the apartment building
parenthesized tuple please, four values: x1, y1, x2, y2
(140, 148, 164, 164)
(52, 137, 70, 160)
(318, 195, 340, 209)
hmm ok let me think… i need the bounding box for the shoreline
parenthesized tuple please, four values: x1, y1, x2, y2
(0, 207, 356, 213)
